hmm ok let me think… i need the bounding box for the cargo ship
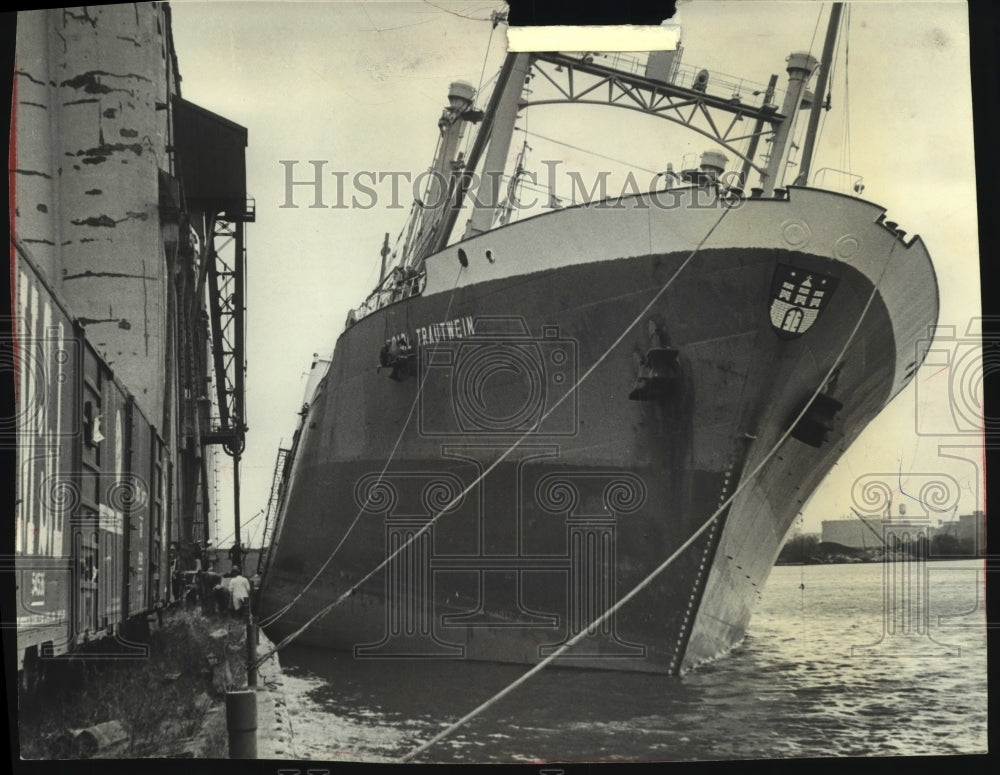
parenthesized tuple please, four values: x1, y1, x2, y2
(257, 6, 938, 674)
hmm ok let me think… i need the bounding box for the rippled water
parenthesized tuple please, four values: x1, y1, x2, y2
(277, 560, 987, 763)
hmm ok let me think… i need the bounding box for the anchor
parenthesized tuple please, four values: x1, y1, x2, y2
(791, 392, 843, 447)
(378, 337, 416, 381)
(628, 345, 680, 401)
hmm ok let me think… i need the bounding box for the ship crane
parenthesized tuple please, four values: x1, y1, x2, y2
(356, 14, 841, 324)
(422, 38, 827, 254)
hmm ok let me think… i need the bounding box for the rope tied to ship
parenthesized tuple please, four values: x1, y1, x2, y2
(255, 199, 901, 761)
(398, 230, 903, 763)
(255, 259, 468, 631)
(253, 200, 735, 661)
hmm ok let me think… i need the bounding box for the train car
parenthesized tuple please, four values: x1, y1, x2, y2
(12, 242, 175, 681)
(11, 242, 80, 673)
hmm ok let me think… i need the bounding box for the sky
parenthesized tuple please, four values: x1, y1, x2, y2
(166, 0, 983, 546)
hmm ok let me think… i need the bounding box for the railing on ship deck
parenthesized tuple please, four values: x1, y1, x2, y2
(576, 51, 787, 110)
(347, 270, 427, 326)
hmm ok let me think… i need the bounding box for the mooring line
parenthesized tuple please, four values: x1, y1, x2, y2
(254, 195, 735, 664)
(398, 232, 901, 763)
(257, 262, 467, 629)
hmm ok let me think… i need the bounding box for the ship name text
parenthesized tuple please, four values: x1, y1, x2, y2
(388, 315, 476, 349)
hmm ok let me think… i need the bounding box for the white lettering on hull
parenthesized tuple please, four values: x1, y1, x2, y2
(387, 315, 476, 349)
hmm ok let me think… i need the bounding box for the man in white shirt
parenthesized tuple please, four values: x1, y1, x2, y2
(229, 566, 251, 618)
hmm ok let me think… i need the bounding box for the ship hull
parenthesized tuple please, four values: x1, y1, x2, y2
(259, 188, 936, 674)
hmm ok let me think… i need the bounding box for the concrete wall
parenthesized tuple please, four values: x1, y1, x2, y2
(14, 4, 177, 427)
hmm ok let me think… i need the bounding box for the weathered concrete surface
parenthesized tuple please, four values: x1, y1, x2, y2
(252, 631, 297, 759)
(14, 5, 173, 425)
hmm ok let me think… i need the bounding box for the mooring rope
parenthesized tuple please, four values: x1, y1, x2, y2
(398, 230, 902, 763)
(256, 262, 467, 629)
(254, 194, 736, 663)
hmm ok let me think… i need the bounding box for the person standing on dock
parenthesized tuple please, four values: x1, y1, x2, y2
(212, 575, 231, 616)
(200, 564, 224, 616)
(229, 566, 251, 619)
(228, 541, 247, 572)
(249, 571, 262, 611)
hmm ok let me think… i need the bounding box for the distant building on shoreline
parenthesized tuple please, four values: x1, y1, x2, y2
(821, 518, 886, 550)
(821, 510, 984, 554)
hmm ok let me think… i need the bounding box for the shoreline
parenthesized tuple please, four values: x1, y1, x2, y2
(16, 607, 299, 760)
(253, 630, 297, 760)
(774, 554, 983, 566)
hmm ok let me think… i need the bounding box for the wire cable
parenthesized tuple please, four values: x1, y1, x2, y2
(255, 194, 737, 664)
(516, 127, 662, 176)
(400, 224, 902, 763)
(256, 262, 466, 628)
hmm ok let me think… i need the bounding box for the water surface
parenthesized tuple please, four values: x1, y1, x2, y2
(277, 560, 988, 762)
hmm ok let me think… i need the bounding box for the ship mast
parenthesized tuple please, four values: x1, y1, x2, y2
(462, 53, 534, 239)
(430, 51, 532, 255)
(401, 79, 476, 267)
(762, 3, 844, 194)
(761, 52, 817, 196)
(794, 2, 844, 187)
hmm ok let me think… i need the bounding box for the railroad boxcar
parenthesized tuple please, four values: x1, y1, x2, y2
(12, 244, 175, 683)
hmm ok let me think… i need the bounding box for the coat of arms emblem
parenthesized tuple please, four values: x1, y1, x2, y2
(769, 264, 839, 339)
